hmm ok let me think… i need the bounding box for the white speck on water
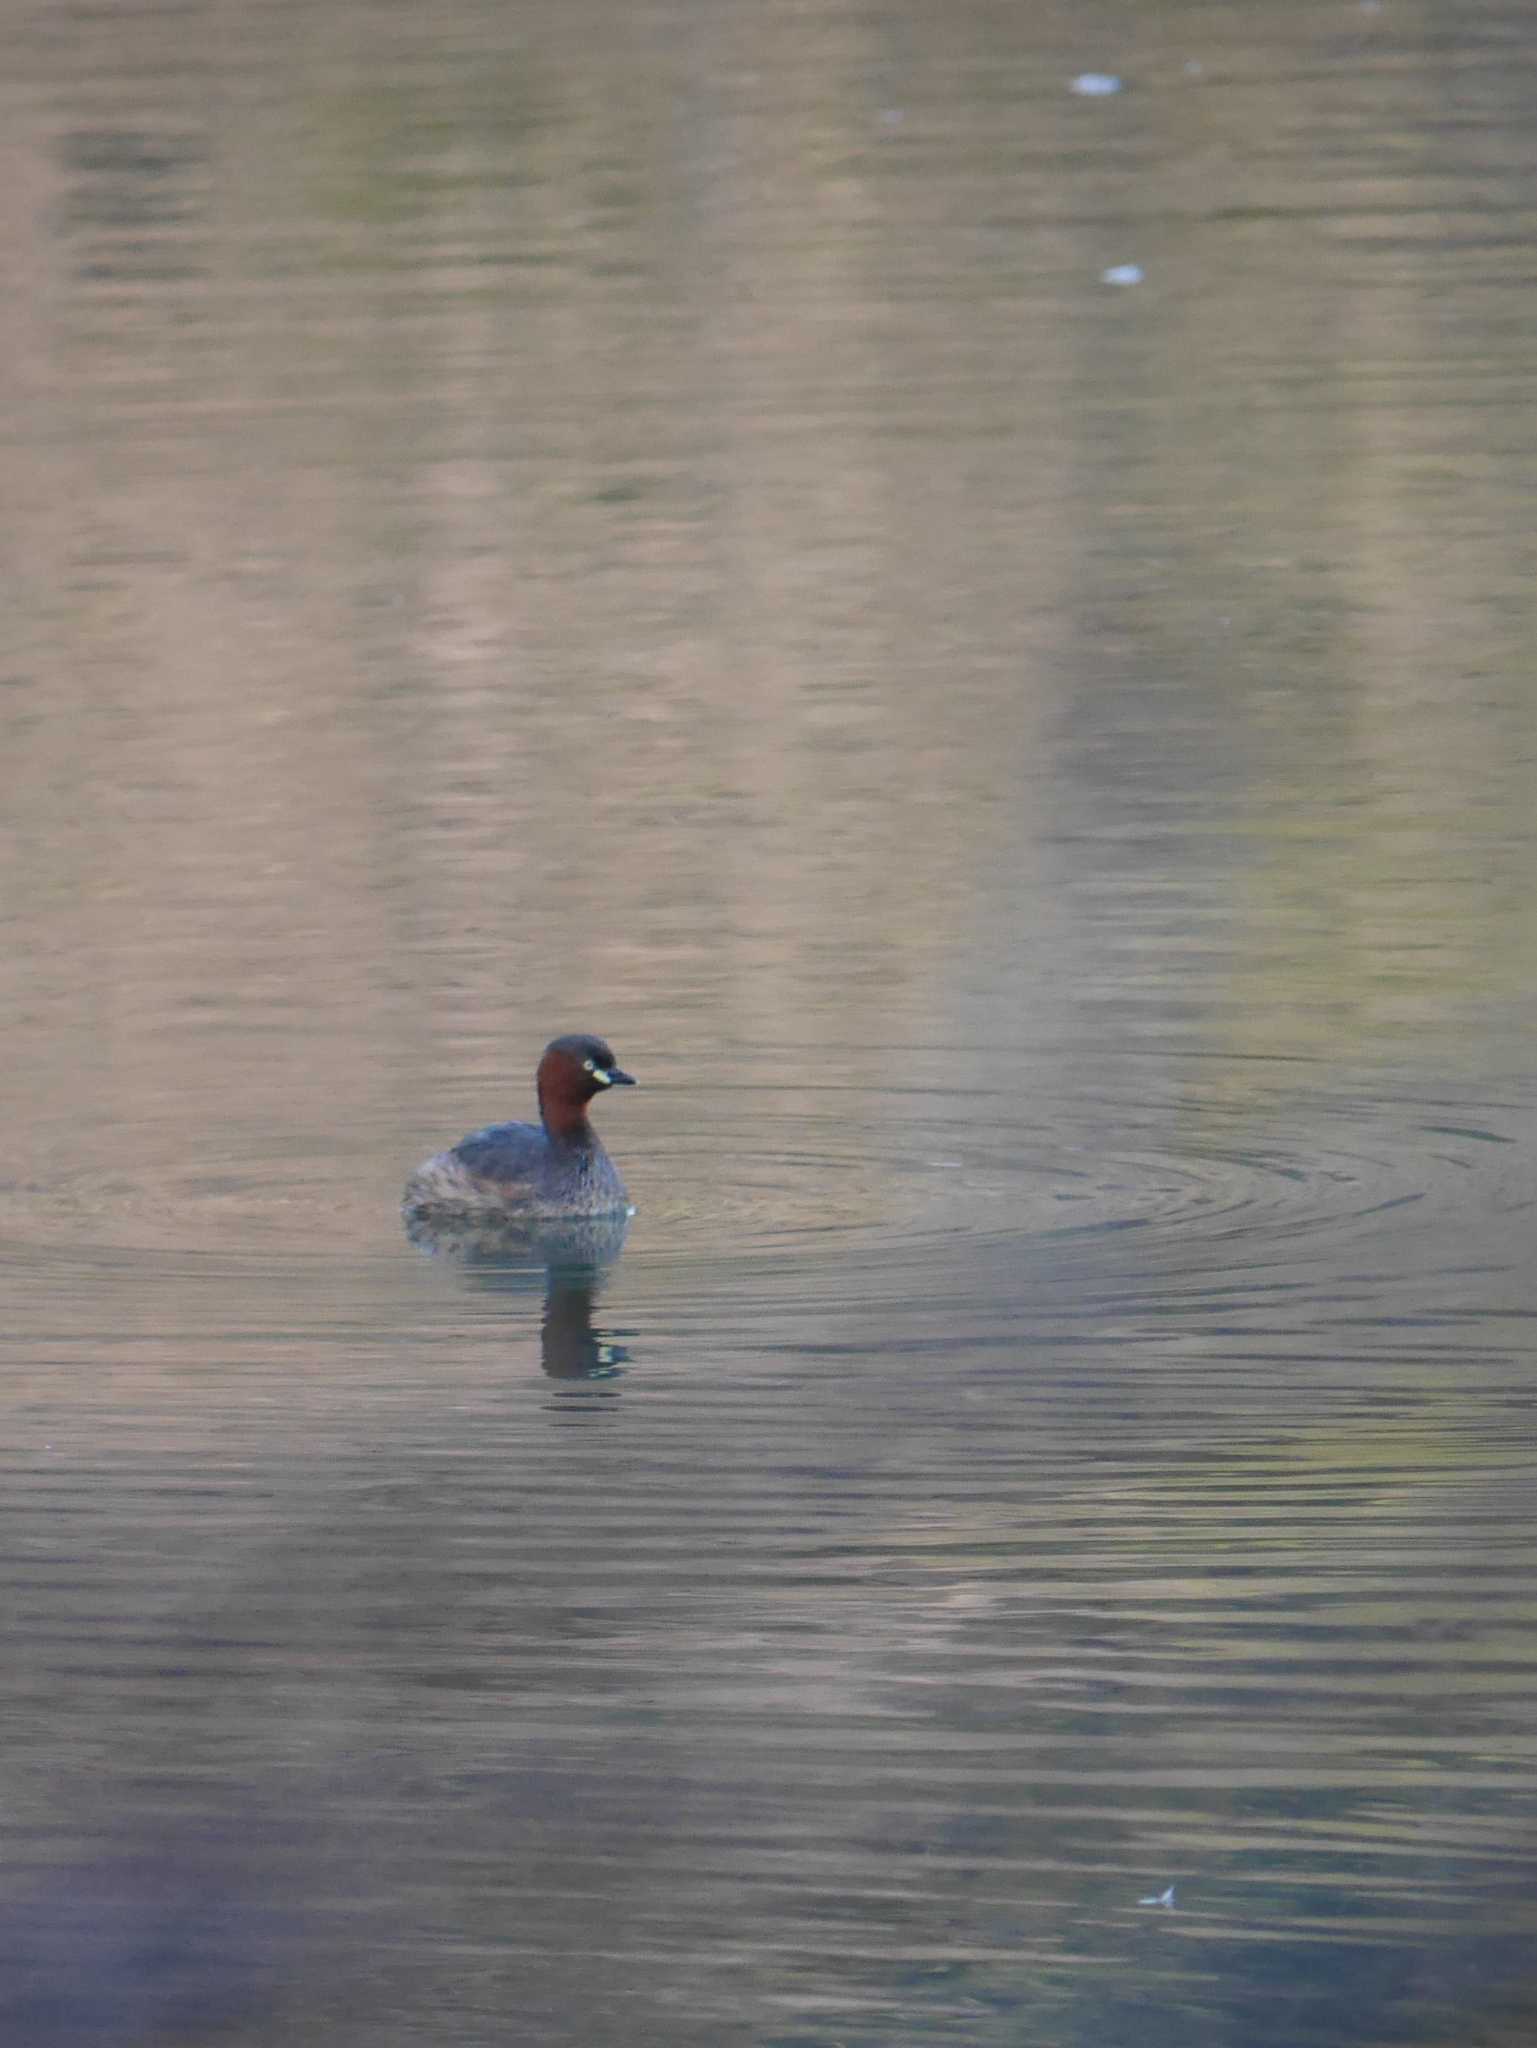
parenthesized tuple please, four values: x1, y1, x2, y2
(1071, 72, 1123, 96)
(1102, 264, 1144, 286)
(1139, 1885, 1177, 1907)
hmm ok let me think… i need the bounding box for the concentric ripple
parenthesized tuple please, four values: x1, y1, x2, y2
(628, 1066, 1533, 1284)
(0, 1063, 1529, 1307)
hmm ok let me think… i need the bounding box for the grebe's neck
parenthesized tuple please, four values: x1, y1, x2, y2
(539, 1095, 597, 1144)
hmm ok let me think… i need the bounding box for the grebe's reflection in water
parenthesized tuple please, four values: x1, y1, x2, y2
(404, 1208, 632, 1381)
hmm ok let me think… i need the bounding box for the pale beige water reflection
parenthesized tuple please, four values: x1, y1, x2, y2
(3, 0, 1537, 2043)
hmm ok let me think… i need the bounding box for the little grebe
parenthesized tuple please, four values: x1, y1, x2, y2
(403, 1033, 635, 1222)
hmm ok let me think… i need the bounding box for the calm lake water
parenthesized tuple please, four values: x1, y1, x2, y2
(3, 1, 1537, 2043)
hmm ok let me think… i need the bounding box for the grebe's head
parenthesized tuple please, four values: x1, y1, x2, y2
(536, 1033, 636, 1123)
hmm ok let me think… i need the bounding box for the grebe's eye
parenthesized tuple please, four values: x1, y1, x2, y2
(582, 1057, 595, 1072)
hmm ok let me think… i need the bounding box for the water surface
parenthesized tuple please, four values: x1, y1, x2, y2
(3, 1, 1537, 2043)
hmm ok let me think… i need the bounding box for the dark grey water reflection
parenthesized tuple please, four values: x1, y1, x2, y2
(4, 0, 1537, 2043)
(407, 1212, 633, 1379)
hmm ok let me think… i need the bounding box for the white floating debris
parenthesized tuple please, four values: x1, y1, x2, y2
(1101, 264, 1144, 286)
(1072, 72, 1123, 96)
(1139, 1885, 1177, 1907)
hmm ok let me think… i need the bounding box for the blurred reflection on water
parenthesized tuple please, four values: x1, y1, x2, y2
(407, 1212, 632, 1379)
(3, 0, 1537, 2042)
